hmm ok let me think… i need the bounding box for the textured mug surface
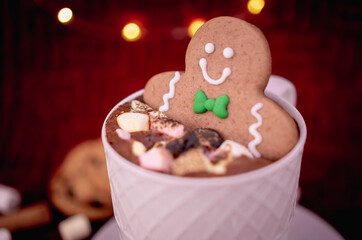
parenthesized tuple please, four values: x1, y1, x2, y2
(102, 88, 307, 240)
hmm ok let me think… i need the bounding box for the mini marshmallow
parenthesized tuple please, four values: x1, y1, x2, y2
(171, 148, 208, 176)
(115, 128, 131, 140)
(218, 140, 253, 158)
(203, 141, 253, 175)
(132, 141, 146, 156)
(171, 148, 227, 175)
(117, 112, 150, 132)
(0, 228, 11, 240)
(0, 184, 21, 215)
(139, 148, 172, 172)
(157, 124, 184, 138)
(149, 111, 184, 138)
(58, 214, 91, 240)
(148, 110, 167, 119)
(131, 100, 153, 113)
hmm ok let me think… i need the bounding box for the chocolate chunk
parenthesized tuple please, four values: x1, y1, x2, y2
(166, 141, 184, 158)
(131, 131, 170, 149)
(166, 131, 198, 158)
(166, 128, 223, 158)
(184, 131, 199, 149)
(192, 128, 223, 149)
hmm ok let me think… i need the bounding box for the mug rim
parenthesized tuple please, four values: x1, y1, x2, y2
(101, 89, 307, 186)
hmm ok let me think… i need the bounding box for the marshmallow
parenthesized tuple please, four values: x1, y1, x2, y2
(148, 110, 167, 119)
(0, 184, 21, 215)
(171, 148, 228, 175)
(58, 214, 91, 240)
(149, 111, 184, 138)
(202, 140, 253, 175)
(0, 228, 11, 240)
(132, 141, 146, 156)
(116, 112, 150, 132)
(115, 128, 131, 140)
(155, 123, 184, 138)
(131, 100, 153, 113)
(171, 148, 209, 176)
(216, 140, 253, 158)
(139, 148, 172, 172)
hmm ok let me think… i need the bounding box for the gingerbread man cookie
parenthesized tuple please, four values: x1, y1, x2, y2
(144, 16, 298, 160)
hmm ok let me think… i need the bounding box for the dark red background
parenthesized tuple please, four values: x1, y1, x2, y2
(1, 0, 361, 239)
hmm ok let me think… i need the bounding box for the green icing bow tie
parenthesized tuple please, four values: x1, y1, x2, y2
(193, 90, 229, 119)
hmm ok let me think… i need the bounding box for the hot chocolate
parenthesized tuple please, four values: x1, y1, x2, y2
(105, 97, 273, 177)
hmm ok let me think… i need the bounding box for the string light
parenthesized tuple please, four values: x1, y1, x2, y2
(38, 0, 266, 41)
(188, 19, 205, 37)
(247, 0, 265, 15)
(122, 23, 141, 41)
(57, 8, 73, 24)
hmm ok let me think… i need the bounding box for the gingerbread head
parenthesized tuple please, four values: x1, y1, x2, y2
(144, 16, 298, 160)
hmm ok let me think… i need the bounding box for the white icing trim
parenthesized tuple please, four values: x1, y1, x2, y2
(159, 71, 181, 112)
(199, 58, 231, 85)
(223, 47, 234, 58)
(205, 43, 215, 53)
(248, 103, 263, 158)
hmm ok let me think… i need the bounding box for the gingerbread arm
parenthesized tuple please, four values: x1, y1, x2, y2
(144, 71, 183, 111)
(255, 98, 299, 160)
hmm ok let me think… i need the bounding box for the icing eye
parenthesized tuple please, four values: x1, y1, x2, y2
(223, 47, 234, 59)
(205, 43, 215, 54)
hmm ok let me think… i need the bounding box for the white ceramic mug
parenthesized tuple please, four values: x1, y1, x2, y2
(102, 77, 306, 240)
(266, 75, 297, 107)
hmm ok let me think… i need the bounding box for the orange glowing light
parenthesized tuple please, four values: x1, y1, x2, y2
(57, 8, 73, 24)
(247, 0, 265, 15)
(122, 23, 141, 41)
(188, 19, 205, 37)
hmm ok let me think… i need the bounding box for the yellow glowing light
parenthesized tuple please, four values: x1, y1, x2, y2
(58, 8, 73, 24)
(188, 19, 205, 37)
(122, 23, 141, 41)
(247, 0, 265, 15)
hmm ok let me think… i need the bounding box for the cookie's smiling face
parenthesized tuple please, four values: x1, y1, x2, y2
(185, 17, 271, 91)
(199, 43, 233, 85)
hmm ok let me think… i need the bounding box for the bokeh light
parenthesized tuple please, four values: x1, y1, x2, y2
(122, 23, 141, 41)
(188, 19, 205, 37)
(247, 0, 265, 15)
(57, 8, 73, 24)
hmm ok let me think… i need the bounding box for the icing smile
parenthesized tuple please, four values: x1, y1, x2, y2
(199, 58, 231, 85)
(199, 43, 234, 85)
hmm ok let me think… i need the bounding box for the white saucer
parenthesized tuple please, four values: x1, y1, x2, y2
(92, 204, 344, 240)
